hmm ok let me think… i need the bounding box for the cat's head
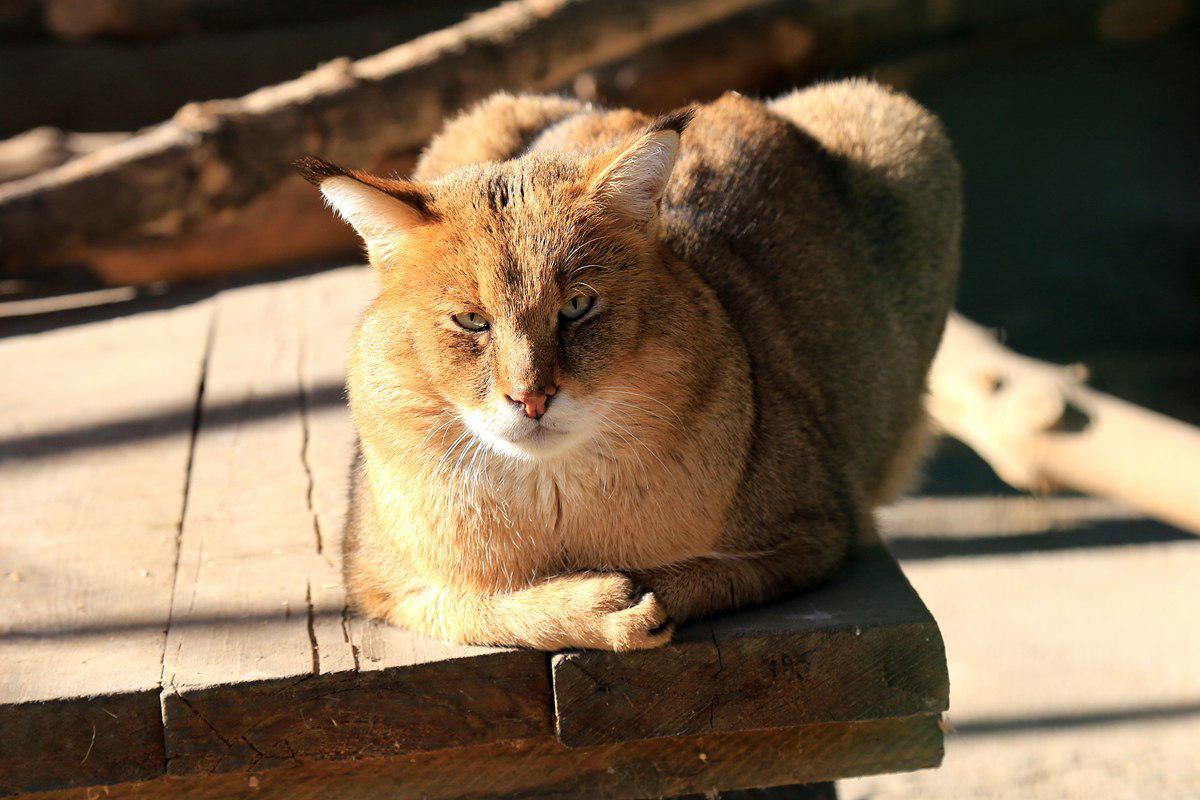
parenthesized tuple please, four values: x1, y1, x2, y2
(297, 111, 691, 461)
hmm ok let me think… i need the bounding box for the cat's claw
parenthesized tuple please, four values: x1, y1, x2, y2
(603, 584, 674, 651)
(565, 572, 673, 651)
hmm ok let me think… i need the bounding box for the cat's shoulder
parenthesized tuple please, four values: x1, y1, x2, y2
(525, 107, 653, 156)
(415, 93, 589, 181)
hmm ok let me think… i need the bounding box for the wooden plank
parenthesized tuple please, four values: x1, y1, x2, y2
(0, 298, 213, 794)
(160, 267, 552, 777)
(553, 547, 949, 747)
(299, 268, 550, 684)
(20, 715, 943, 800)
(160, 275, 339, 774)
(2, 266, 950, 796)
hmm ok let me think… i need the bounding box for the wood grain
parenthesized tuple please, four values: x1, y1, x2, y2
(553, 547, 949, 747)
(0, 297, 212, 794)
(20, 715, 943, 800)
(160, 268, 552, 777)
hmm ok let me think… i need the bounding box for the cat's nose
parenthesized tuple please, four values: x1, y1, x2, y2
(506, 384, 557, 419)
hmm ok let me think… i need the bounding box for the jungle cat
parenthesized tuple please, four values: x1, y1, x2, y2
(296, 79, 960, 651)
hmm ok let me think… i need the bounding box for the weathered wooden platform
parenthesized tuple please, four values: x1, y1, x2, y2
(0, 266, 948, 799)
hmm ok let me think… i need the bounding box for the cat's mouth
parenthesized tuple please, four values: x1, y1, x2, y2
(482, 415, 591, 459)
(503, 419, 579, 455)
(459, 393, 598, 460)
(519, 421, 558, 438)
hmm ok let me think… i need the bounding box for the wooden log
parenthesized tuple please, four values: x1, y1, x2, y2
(568, 0, 958, 113)
(553, 547, 948, 748)
(0, 128, 130, 183)
(0, 0, 772, 280)
(0, 293, 212, 794)
(19, 716, 943, 800)
(55, 153, 411, 286)
(10, 0, 824, 285)
(2, 0, 1113, 284)
(928, 312, 1200, 534)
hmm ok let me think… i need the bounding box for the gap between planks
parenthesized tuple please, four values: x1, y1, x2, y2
(158, 298, 216, 726)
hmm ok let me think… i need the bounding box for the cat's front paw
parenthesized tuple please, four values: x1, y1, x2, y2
(565, 573, 674, 652)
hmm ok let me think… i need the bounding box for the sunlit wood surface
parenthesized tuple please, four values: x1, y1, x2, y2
(0, 266, 947, 798)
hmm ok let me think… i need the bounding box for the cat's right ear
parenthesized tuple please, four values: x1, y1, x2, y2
(586, 107, 695, 229)
(294, 156, 434, 255)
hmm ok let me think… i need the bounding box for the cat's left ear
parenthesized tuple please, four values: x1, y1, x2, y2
(294, 156, 435, 259)
(588, 107, 695, 228)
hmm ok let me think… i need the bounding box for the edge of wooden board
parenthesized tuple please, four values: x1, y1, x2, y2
(0, 690, 166, 796)
(19, 714, 945, 800)
(552, 547, 950, 747)
(161, 646, 553, 775)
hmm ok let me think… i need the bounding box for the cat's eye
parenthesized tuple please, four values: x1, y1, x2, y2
(452, 311, 490, 332)
(559, 294, 595, 321)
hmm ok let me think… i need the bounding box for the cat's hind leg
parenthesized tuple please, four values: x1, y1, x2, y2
(632, 512, 854, 626)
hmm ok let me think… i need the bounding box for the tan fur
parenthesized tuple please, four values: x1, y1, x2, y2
(298, 81, 960, 651)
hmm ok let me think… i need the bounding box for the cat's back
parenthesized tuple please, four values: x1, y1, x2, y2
(519, 84, 959, 493)
(768, 79, 961, 352)
(664, 84, 959, 333)
(661, 85, 960, 494)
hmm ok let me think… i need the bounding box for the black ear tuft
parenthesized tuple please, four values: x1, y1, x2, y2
(649, 105, 698, 137)
(293, 155, 346, 186)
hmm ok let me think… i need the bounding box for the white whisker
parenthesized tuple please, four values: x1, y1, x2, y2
(604, 386, 683, 422)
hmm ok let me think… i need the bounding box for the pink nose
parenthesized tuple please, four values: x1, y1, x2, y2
(506, 384, 557, 419)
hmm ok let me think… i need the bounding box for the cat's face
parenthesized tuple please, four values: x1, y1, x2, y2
(299, 123, 682, 460)
(373, 164, 662, 460)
